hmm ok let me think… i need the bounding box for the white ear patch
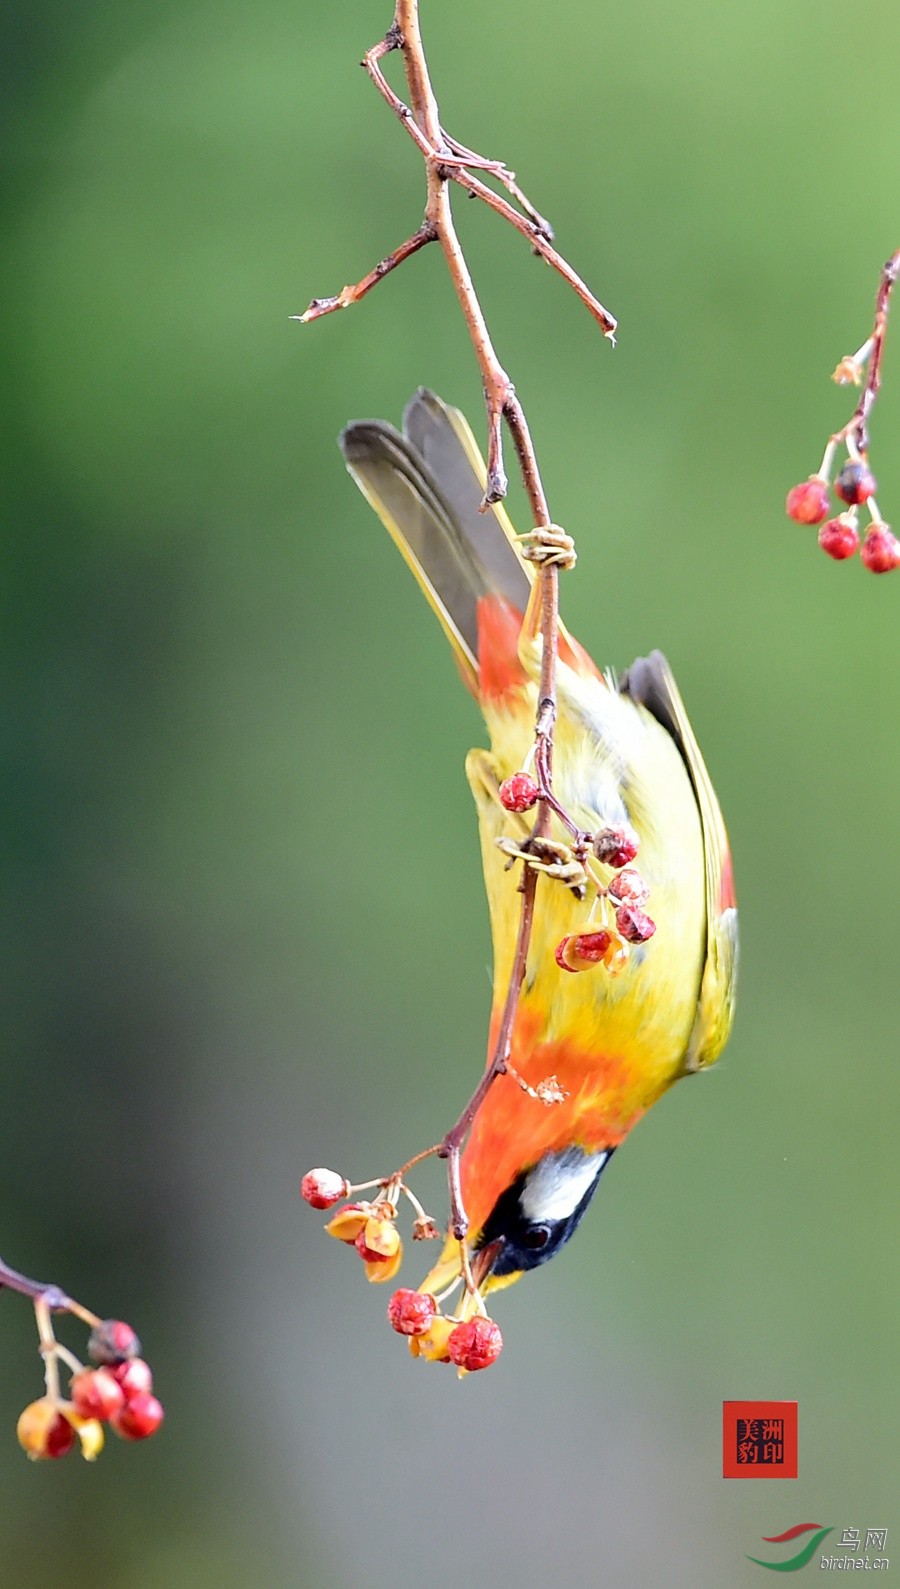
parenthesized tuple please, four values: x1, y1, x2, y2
(519, 1149, 609, 1224)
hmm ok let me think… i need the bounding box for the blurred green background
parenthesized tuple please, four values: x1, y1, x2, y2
(2, 0, 897, 1584)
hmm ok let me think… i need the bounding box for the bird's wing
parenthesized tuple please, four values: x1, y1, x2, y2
(339, 389, 532, 691)
(619, 651, 738, 1071)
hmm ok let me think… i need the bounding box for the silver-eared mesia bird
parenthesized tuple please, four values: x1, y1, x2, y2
(340, 388, 738, 1298)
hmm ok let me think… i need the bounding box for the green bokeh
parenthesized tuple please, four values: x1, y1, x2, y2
(2, 1, 897, 1584)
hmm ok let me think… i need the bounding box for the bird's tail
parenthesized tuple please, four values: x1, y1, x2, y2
(339, 388, 534, 696)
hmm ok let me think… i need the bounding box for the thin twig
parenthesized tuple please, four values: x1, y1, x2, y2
(441, 131, 554, 237)
(0, 1255, 100, 1327)
(451, 168, 616, 340)
(295, 223, 437, 324)
(851, 248, 900, 456)
(0, 1257, 72, 1313)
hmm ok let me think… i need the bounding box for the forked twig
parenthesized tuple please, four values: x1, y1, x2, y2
(296, 2, 615, 507)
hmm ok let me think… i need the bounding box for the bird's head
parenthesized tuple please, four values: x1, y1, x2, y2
(419, 1145, 615, 1298)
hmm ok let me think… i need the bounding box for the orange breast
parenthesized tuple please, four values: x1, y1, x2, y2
(460, 1006, 655, 1235)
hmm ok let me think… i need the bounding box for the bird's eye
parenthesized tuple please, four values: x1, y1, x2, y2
(521, 1223, 552, 1250)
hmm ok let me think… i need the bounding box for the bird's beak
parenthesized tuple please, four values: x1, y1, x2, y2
(418, 1233, 507, 1299)
(470, 1237, 505, 1290)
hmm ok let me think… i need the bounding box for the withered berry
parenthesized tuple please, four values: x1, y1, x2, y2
(607, 868, 650, 907)
(593, 825, 639, 869)
(301, 1168, 348, 1209)
(88, 1319, 141, 1366)
(835, 460, 876, 507)
(387, 1289, 437, 1336)
(447, 1316, 503, 1372)
(615, 904, 657, 943)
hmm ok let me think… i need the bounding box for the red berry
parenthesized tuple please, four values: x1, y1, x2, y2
(88, 1319, 141, 1366)
(571, 931, 613, 962)
(835, 460, 876, 506)
(354, 1226, 394, 1264)
(387, 1289, 437, 1336)
(607, 867, 650, 907)
(554, 936, 575, 972)
(786, 476, 830, 524)
(593, 825, 639, 869)
(114, 1358, 154, 1399)
(447, 1316, 503, 1372)
(300, 1168, 348, 1209)
(861, 524, 900, 573)
(45, 1413, 77, 1459)
(17, 1400, 76, 1460)
(554, 930, 613, 973)
(499, 773, 540, 813)
(111, 1391, 164, 1441)
(615, 904, 657, 943)
(818, 517, 859, 561)
(70, 1368, 125, 1422)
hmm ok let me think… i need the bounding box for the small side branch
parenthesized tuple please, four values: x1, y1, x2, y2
(0, 1253, 100, 1329)
(294, 223, 437, 324)
(441, 131, 554, 238)
(451, 168, 616, 340)
(0, 1256, 74, 1314)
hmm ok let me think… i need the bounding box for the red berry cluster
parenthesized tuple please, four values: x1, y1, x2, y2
(302, 1169, 504, 1374)
(608, 866, 656, 944)
(387, 1289, 503, 1373)
(303, 1166, 442, 1285)
(84, 1320, 164, 1441)
(786, 462, 900, 573)
(555, 827, 655, 974)
(16, 1318, 163, 1462)
(323, 1200, 404, 1282)
(497, 764, 657, 971)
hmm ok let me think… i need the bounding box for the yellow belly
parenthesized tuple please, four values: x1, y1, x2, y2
(475, 668, 708, 1109)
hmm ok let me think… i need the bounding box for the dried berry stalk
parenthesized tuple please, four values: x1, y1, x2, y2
(298, 0, 615, 1275)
